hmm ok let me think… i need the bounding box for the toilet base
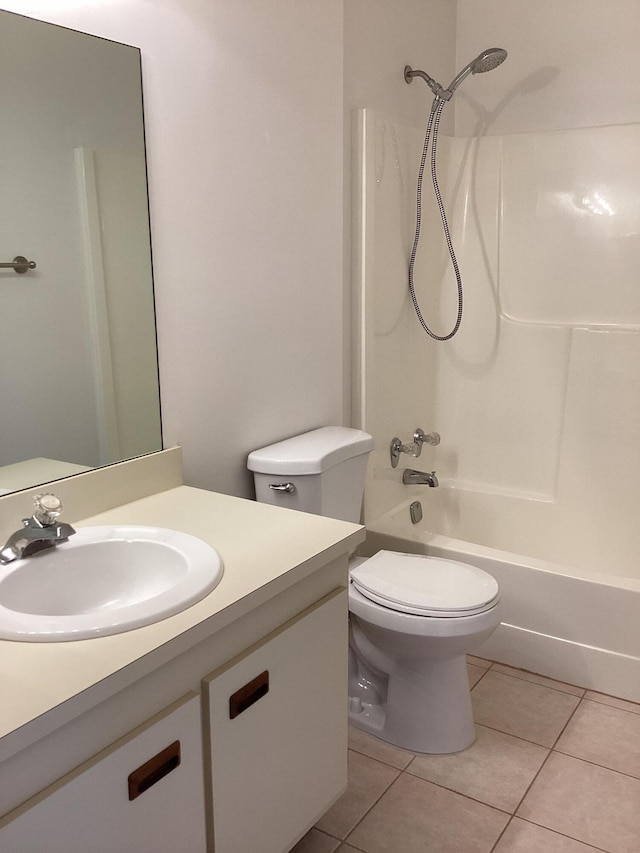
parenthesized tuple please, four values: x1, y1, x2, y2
(348, 653, 476, 754)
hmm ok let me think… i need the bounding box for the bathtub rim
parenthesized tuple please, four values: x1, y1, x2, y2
(361, 503, 640, 703)
(368, 497, 640, 593)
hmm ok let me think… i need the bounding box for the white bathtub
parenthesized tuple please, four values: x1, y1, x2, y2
(361, 497, 640, 702)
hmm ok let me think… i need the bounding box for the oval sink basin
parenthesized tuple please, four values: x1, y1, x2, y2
(0, 525, 223, 642)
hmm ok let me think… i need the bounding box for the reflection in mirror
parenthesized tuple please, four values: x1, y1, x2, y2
(0, 11, 162, 495)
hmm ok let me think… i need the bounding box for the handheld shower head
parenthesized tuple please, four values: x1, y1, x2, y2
(404, 47, 507, 100)
(471, 48, 508, 75)
(447, 47, 507, 93)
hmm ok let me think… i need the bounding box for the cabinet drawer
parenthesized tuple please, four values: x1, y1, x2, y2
(0, 692, 206, 853)
(203, 587, 348, 853)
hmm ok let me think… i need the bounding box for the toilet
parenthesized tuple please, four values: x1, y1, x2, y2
(248, 426, 501, 754)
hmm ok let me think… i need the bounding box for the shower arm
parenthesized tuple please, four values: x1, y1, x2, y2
(404, 66, 453, 101)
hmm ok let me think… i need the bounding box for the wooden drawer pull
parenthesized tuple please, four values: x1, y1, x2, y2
(128, 740, 181, 801)
(229, 670, 269, 719)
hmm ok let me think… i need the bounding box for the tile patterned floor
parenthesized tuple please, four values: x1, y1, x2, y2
(291, 657, 640, 853)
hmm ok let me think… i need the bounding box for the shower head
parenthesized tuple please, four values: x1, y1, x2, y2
(447, 48, 507, 93)
(470, 48, 508, 74)
(404, 47, 507, 101)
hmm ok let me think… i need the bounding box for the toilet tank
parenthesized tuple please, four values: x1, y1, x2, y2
(247, 427, 374, 523)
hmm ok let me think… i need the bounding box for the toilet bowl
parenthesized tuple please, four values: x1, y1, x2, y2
(348, 550, 501, 754)
(248, 428, 501, 755)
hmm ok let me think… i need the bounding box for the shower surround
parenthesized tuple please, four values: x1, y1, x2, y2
(353, 108, 640, 700)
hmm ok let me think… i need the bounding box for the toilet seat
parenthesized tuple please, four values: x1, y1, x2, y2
(350, 550, 499, 618)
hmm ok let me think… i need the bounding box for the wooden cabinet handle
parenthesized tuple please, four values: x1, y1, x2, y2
(128, 740, 181, 801)
(229, 670, 269, 719)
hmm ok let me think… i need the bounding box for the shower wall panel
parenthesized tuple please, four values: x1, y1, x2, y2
(500, 125, 640, 326)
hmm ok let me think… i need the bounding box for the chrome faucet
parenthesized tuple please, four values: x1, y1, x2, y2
(402, 469, 439, 488)
(0, 494, 76, 565)
(390, 429, 440, 468)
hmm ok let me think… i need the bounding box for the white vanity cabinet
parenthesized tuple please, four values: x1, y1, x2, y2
(0, 481, 363, 853)
(0, 582, 352, 853)
(0, 692, 207, 852)
(203, 588, 348, 853)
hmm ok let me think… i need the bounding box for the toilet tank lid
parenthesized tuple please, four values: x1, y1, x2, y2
(247, 427, 374, 475)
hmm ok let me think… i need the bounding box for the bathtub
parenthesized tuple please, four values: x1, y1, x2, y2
(360, 496, 640, 703)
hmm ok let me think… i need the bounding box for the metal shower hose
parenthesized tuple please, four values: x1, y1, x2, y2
(408, 97, 463, 341)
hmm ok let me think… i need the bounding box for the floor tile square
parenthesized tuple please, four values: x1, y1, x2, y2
(556, 698, 640, 779)
(347, 772, 509, 853)
(494, 818, 604, 852)
(348, 725, 415, 770)
(407, 724, 548, 812)
(472, 671, 580, 746)
(517, 752, 640, 852)
(314, 750, 399, 840)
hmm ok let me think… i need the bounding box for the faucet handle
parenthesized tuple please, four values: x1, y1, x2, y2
(33, 493, 64, 526)
(414, 428, 441, 447)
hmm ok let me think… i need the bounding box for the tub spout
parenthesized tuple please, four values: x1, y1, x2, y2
(402, 469, 439, 488)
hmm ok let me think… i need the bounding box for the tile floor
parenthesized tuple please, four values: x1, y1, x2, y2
(292, 657, 640, 853)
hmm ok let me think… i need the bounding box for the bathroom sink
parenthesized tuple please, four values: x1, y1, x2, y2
(0, 525, 223, 642)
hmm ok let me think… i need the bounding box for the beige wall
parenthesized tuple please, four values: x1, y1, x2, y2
(4, 0, 345, 498)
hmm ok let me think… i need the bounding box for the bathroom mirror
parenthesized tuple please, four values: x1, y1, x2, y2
(0, 10, 162, 494)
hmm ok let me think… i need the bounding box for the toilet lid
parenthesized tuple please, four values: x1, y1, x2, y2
(350, 550, 499, 617)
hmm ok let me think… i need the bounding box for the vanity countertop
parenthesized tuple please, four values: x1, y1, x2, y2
(0, 485, 364, 762)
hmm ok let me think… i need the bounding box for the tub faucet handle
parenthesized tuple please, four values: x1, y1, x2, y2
(414, 428, 440, 447)
(391, 429, 441, 468)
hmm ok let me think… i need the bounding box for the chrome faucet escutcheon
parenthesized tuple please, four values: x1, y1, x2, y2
(0, 494, 76, 564)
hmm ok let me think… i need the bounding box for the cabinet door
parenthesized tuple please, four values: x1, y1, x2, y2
(203, 588, 348, 853)
(0, 692, 206, 853)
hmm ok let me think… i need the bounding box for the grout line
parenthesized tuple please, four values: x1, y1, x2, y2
(471, 720, 558, 750)
(585, 691, 640, 713)
(337, 839, 367, 853)
(340, 777, 397, 847)
(489, 814, 515, 853)
(313, 828, 345, 851)
(551, 747, 640, 784)
(581, 694, 640, 717)
(503, 698, 583, 818)
(346, 745, 413, 771)
(346, 745, 410, 773)
(509, 742, 555, 817)
(469, 665, 492, 691)
(514, 816, 611, 853)
(484, 665, 586, 698)
(337, 751, 402, 846)
(549, 693, 583, 749)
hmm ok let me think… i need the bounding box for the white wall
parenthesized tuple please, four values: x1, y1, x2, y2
(344, 0, 456, 131)
(4, 0, 345, 498)
(455, 0, 640, 136)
